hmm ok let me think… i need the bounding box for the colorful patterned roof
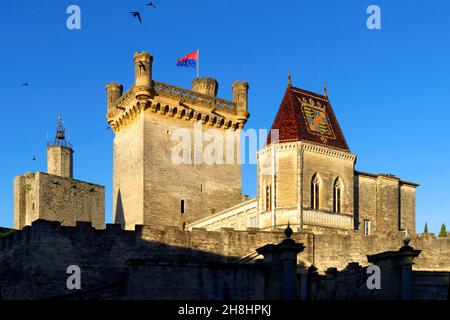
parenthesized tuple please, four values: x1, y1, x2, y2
(266, 84, 350, 151)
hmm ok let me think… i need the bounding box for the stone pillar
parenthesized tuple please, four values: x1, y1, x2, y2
(367, 237, 421, 300)
(133, 51, 153, 100)
(256, 225, 305, 300)
(232, 81, 249, 124)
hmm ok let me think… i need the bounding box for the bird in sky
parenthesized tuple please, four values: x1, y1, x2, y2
(139, 61, 146, 71)
(32, 156, 36, 161)
(146, 2, 157, 8)
(22, 81, 29, 87)
(130, 11, 142, 23)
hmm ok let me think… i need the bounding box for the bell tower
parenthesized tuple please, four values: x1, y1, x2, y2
(47, 115, 73, 179)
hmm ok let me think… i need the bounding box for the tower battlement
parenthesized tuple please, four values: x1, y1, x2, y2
(106, 52, 248, 133)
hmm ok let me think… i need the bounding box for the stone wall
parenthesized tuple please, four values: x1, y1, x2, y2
(356, 172, 417, 235)
(142, 112, 243, 228)
(1, 219, 448, 299)
(13, 173, 104, 230)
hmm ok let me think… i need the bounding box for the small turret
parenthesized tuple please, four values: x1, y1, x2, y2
(47, 115, 73, 179)
(133, 51, 153, 100)
(106, 82, 123, 114)
(192, 77, 218, 97)
(232, 81, 249, 124)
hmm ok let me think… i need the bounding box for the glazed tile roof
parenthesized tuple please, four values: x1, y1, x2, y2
(266, 84, 350, 152)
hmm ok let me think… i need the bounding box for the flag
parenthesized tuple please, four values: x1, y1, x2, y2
(177, 50, 198, 67)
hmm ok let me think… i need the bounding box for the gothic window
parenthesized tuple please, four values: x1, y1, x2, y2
(311, 174, 320, 210)
(180, 199, 185, 214)
(333, 178, 342, 213)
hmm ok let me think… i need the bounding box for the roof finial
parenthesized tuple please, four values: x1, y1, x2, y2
(288, 72, 291, 86)
(324, 81, 328, 98)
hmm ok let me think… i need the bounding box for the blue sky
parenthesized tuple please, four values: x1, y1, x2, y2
(0, 0, 449, 233)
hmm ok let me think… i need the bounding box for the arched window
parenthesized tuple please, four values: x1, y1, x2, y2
(180, 199, 185, 214)
(333, 178, 342, 213)
(311, 174, 320, 210)
(265, 185, 272, 211)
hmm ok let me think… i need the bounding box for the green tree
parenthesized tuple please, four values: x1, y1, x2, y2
(439, 224, 447, 237)
(424, 223, 428, 234)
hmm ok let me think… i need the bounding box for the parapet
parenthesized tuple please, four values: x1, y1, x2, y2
(192, 77, 218, 97)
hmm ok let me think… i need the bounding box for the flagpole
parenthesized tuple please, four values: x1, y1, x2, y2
(197, 49, 200, 79)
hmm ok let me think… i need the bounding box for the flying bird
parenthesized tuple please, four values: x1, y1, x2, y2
(130, 11, 142, 23)
(22, 81, 29, 87)
(146, 2, 157, 8)
(139, 61, 146, 71)
(32, 156, 36, 161)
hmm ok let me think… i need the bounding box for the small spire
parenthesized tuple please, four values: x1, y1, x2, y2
(324, 81, 328, 98)
(288, 72, 291, 86)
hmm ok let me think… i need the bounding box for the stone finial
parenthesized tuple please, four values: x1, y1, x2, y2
(324, 81, 328, 98)
(288, 72, 291, 86)
(285, 222, 293, 239)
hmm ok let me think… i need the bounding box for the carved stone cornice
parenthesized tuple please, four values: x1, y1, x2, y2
(258, 141, 356, 162)
(106, 81, 245, 133)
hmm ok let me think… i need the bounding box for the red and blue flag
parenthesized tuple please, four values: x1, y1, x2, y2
(177, 50, 198, 67)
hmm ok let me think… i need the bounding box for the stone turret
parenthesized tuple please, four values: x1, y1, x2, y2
(192, 77, 218, 97)
(133, 51, 153, 100)
(47, 115, 73, 179)
(106, 82, 123, 114)
(232, 81, 249, 124)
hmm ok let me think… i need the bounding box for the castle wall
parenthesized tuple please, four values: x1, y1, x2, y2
(375, 175, 400, 233)
(400, 184, 416, 233)
(113, 112, 144, 228)
(142, 110, 242, 229)
(356, 172, 417, 235)
(125, 262, 267, 299)
(355, 174, 377, 233)
(14, 173, 104, 230)
(276, 148, 297, 209)
(0, 220, 448, 299)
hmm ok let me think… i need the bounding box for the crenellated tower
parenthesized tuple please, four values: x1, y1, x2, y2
(106, 52, 250, 230)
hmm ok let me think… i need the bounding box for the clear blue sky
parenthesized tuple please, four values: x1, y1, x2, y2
(0, 0, 449, 233)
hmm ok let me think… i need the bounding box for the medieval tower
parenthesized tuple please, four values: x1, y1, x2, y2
(14, 116, 105, 229)
(106, 52, 249, 230)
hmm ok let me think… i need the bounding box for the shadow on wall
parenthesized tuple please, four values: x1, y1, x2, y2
(115, 189, 125, 227)
(0, 220, 273, 300)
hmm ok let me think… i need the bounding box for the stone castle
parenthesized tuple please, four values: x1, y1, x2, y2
(1, 51, 448, 300)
